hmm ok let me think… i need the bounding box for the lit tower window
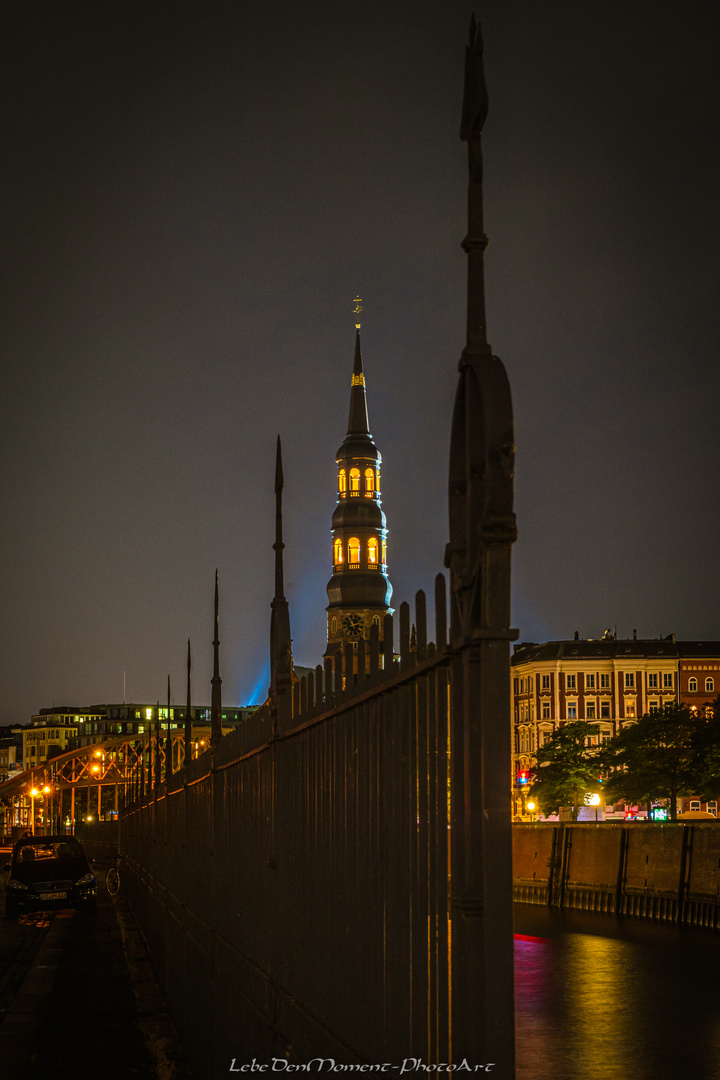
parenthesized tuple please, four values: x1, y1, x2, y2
(348, 538, 361, 565)
(367, 537, 378, 564)
(334, 538, 343, 564)
(365, 468, 375, 496)
(338, 468, 346, 494)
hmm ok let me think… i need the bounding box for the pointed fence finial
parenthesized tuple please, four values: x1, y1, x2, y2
(460, 15, 488, 143)
(185, 638, 192, 771)
(274, 437, 285, 601)
(211, 570, 222, 746)
(353, 295, 363, 330)
(446, 13, 517, 643)
(166, 675, 171, 778)
(154, 700, 161, 790)
(460, 13, 490, 357)
(270, 439, 292, 727)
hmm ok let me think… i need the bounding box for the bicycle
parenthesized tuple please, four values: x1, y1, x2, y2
(106, 855, 122, 896)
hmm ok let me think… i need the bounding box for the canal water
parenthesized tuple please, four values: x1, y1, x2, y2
(514, 902, 720, 1080)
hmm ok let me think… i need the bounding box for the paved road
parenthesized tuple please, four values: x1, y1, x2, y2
(0, 848, 194, 1080)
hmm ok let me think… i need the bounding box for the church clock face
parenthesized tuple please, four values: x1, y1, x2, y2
(342, 614, 363, 637)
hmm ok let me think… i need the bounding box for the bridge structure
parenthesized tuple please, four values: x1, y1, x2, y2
(0, 726, 219, 834)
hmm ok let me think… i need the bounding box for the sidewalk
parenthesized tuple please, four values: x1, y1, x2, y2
(0, 868, 194, 1079)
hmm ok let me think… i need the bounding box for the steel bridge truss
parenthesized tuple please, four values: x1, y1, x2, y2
(0, 727, 217, 827)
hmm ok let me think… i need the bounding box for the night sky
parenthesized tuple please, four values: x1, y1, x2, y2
(2, 1, 719, 726)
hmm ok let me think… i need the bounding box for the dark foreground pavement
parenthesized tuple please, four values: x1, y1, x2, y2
(0, 857, 194, 1080)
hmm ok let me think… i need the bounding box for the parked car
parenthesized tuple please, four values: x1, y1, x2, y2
(4, 835, 97, 918)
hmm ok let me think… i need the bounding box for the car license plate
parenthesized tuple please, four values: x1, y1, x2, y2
(40, 892, 67, 900)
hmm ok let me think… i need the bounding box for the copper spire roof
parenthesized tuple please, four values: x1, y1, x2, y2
(346, 329, 370, 436)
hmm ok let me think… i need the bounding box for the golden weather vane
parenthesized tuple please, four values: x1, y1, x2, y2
(353, 296, 363, 330)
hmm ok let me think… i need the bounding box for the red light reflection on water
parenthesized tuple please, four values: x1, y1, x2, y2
(514, 932, 557, 1018)
(514, 929, 562, 1080)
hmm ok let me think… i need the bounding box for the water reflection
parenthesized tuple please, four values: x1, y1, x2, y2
(514, 904, 720, 1080)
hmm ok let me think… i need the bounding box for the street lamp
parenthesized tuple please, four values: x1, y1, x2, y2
(587, 792, 601, 822)
(527, 800, 536, 823)
(30, 787, 38, 832)
(42, 785, 52, 832)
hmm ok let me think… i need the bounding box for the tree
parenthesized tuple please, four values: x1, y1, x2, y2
(600, 703, 707, 821)
(530, 721, 603, 821)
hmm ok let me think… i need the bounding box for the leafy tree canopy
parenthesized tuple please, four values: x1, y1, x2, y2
(599, 702, 720, 821)
(530, 721, 602, 821)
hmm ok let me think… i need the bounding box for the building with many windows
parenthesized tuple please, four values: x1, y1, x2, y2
(511, 635, 720, 819)
(17, 710, 84, 769)
(678, 644, 720, 712)
(13, 703, 259, 760)
(68, 703, 258, 749)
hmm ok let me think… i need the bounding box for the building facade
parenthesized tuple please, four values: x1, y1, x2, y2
(0, 739, 18, 783)
(70, 703, 257, 749)
(325, 329, 393, 672)
(20, 710, 85, 768)
(14, 703, 257, 758)
(677, 643, 720, 713)
(511, 635, 720, 819)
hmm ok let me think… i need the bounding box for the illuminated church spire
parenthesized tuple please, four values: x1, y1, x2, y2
(325, 307, 393, 667)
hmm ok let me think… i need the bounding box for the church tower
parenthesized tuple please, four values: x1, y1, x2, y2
(325, 320, 393, 665)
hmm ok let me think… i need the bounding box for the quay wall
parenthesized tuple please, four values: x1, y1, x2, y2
(513, 823, 720, 926)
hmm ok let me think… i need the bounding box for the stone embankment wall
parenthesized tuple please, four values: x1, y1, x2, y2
(513, 823, 720, 927)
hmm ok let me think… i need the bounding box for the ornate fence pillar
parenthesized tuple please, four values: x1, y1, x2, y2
(445, 17, 517, 1071)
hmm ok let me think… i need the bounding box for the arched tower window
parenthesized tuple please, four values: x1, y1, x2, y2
(334, 538, 343, 564)
(338, 469, 346, 494)
(382, 538, 387, 565)
(331, 617, 337, 634)
(349, 468, 360, 494)
(689, 677, 698, 692)
(364, 468, 374, 496)
(706, 677, 715, 693)
(367, 537, 378, 564)
(348, 538, 361, 564)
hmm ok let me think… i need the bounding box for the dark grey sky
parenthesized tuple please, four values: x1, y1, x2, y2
(2, 1, 719, 725)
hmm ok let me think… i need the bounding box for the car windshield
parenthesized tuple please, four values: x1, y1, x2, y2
(14, 840, 84, 864)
